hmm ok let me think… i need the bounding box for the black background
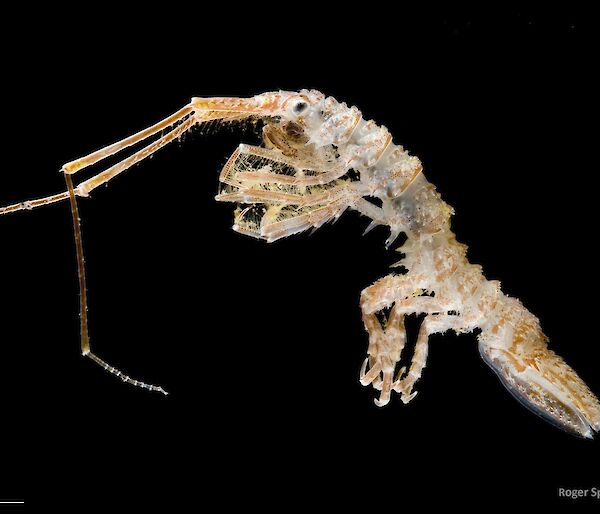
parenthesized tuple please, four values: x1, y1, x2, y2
(1, 6, 597, 509)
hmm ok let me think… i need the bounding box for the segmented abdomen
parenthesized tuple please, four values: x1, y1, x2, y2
(478, 295, 600, 437)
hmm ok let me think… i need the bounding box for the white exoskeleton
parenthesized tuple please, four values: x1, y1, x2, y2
(2, 90, 599, 437)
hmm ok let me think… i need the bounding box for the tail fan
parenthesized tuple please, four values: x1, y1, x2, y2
(479, 335, 600, 438)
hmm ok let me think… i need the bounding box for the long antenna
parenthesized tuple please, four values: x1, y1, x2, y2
(64, 174, 167, 395)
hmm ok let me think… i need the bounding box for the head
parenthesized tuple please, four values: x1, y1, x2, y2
(191, 89, 361, 151)
(196, 90, 363, 242)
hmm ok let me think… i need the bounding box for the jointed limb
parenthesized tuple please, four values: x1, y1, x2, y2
(360, 303, 406, 406)
(236, 164, 349, 186)
(216, 182, 357, 208)
(359, 273, 422, 405)
(260, 197, 350, 242)
(393, 314, 465, 403)
(220, 144, 351, 187)
(359, 271, 455, 406)
(361, 272, 429, 315)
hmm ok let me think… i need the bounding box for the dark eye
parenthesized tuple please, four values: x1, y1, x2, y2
(283, 121, 304, 137)
(293, 101, 308, 115)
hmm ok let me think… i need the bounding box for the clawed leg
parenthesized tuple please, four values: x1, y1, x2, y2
(359, 273, 423, 406)
(393, 314, 465, 403)
(359, 272, 458, 406)
(360, 303, 406, 406)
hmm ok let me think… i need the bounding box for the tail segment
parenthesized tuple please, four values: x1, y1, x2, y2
(479, 305, 600, 438)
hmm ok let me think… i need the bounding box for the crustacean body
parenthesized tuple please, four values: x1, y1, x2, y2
(2, 90, 598, 437)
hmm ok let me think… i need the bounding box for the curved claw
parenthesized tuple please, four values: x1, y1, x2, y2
(394, 374, 419, 404)
(360, 357, 382, 386)
(401, 390, 418, 404)
(393, 375, 418, 402)
(374, 370, 393, 407)
(359, 357, 368, 381)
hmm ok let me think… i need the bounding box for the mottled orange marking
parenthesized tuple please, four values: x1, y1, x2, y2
(502, 350, 527, 373)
